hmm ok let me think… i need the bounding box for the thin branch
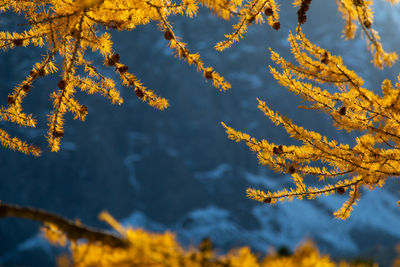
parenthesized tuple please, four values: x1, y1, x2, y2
(0, 202, 129, 248)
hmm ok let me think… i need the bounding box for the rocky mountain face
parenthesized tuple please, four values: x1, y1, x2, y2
(1, 1, 400, 266)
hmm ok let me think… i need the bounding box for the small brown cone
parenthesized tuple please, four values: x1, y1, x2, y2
(288, 165, 295, 174)
(117, 65, 128, 73)
(272, 21, 280, 31)
(12, 39, 23, 46)
(264, 197, 272, 203)
(135, 89, 145, 99)
(53, 130, 64, 138)
(22, 84, 31, 92)
(337, 187, 346, 195)
(339, 106, 346, 116)
(58, 80, 67, 90)
(38, 69, 46, 77)
(7, 96, 15, 105)
(80, 105, 88, 115)
(205, 70, 213, 79)
(164, 29, 173, 40)
(264, 7, 273, 16)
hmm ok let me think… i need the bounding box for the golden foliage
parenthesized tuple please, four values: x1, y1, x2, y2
(2, 0, 399, 264)
(42, 223, 68, 247)
(42, 213, 376, 267)
(336, 0, 397, 68)
(223, 28, 400, 219)
(0, 0, 231, 154)
(262, 240, 377, 267)
(1, 0, 396, 154)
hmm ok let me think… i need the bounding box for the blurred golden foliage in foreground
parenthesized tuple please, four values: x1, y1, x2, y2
(43, 212, 379, 267)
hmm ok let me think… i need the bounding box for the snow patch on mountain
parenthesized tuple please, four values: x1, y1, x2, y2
(121, 172, 400, 258)
(194, 164, 230, 180)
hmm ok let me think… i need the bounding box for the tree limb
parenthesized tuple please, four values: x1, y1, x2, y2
(0, 202, 129, 248)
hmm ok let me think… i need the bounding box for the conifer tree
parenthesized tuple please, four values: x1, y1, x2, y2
(0, 0, 396, 155)
(222, 21, 400, 219)
(0, 0, 399, 261)
(41, 211, 376, 267)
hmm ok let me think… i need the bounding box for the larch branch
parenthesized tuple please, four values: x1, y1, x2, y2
(0, 202, 129, 248)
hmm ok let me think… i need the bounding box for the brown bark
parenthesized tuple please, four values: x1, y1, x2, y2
(0, 202, 129, 248)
